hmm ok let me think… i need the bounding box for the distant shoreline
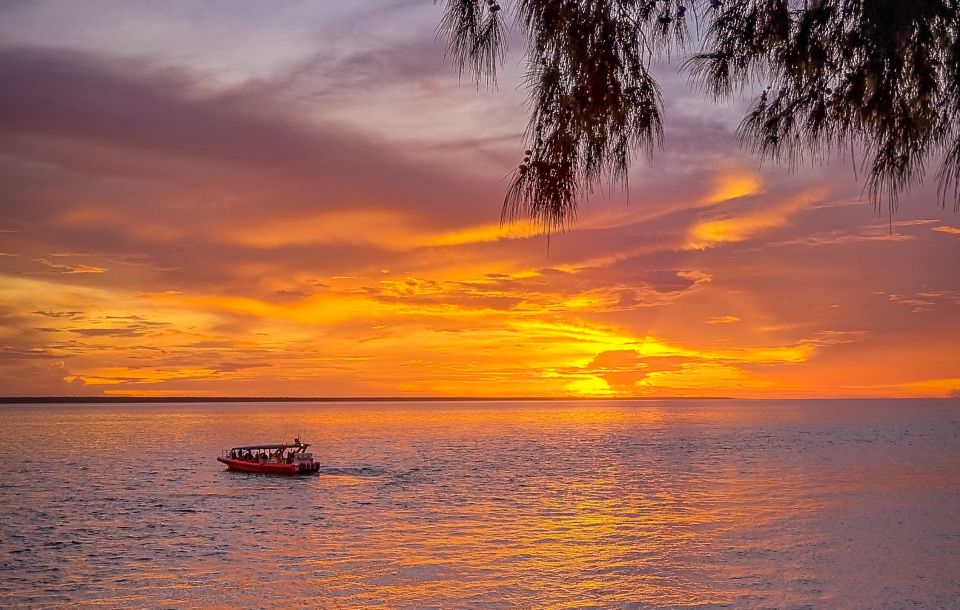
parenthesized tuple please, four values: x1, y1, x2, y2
(0, 395, 734, 404)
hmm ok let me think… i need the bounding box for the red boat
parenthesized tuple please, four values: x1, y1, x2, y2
(217, 438, 321, 474)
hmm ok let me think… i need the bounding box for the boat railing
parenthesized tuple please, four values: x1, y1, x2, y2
(222, 450, 303, 462)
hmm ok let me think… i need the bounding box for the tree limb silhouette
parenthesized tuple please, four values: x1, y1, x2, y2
(438, 0, 960, 229)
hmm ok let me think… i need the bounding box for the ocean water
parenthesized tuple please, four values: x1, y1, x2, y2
(1, 399, 958, 609)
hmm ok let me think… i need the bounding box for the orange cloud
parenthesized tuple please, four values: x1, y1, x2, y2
(706, 315, 740, 325)
(226, 210, 538, 251)
(33, 258, 106, 274)
(701, 167, 763, 205)
(932, 225, 960, 235)
(685, 188, 826, 249)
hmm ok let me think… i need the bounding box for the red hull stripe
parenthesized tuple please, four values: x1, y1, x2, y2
(217, 456, 300, 474)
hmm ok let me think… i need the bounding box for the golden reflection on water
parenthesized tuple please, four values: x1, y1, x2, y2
(1, 400, 959, 608)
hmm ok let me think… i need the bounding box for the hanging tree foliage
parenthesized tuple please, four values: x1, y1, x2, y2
(437, 0, 960, 229)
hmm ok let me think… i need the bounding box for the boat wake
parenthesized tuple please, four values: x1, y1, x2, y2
(318, 465, 381, 477)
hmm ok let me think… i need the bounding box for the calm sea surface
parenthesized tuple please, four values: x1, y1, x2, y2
(1, 399, 958, 609)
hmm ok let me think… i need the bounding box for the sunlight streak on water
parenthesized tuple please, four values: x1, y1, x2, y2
(1, 399, 958, 608)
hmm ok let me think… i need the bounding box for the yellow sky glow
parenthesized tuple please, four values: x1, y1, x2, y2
(0, 19, 957, 399)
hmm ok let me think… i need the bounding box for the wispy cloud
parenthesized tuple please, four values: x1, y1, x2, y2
(685, 188, 826, 250)
(932, 225, 960, 236)
(707, 315, 740, 325)
(32, 258, 106, 274)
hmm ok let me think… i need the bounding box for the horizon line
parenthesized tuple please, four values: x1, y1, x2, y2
(1, 395, 952, 404)
(0, 395, 734, 404)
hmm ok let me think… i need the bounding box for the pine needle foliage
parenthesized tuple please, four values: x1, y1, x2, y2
(438, 0, 960, 229)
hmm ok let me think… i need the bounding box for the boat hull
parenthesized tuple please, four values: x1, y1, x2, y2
(217, 456, 319, 475)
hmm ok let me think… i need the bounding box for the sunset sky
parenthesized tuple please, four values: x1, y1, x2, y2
(1, 1, 958, 398)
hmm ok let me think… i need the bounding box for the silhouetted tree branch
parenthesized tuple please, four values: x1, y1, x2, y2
(438, 0, 960, 229)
